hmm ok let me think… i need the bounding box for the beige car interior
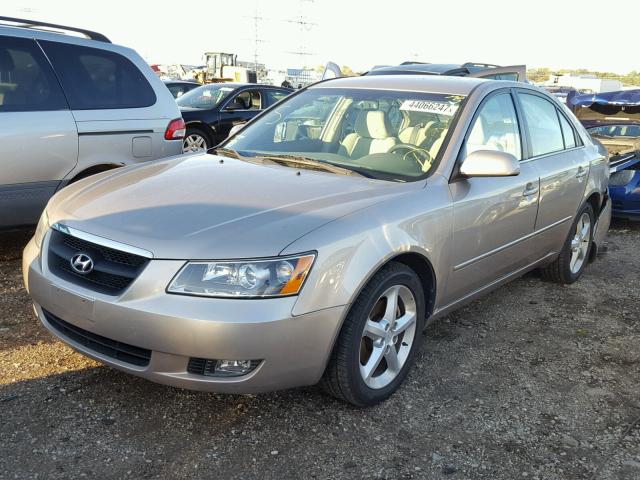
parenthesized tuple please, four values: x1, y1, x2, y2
(338, 110, 398, 157)
(337, 109, 450, 172)
(466, 114, 521, 160)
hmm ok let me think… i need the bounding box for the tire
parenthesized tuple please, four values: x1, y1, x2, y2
(183, 127, 211, 153)
(540, 203, 595, 284)
(320, 262, 426, 407)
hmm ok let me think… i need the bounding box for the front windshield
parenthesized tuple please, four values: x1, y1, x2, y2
(225, 87, 465, 181)
(588, 124, 640, 138)
(176, 84, 234, 109)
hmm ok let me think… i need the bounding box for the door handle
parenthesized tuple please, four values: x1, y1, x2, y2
(523, 182, 539, 196)
(575, 166, 587, 179)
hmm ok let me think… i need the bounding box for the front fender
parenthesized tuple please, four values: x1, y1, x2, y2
(281, 180, 453, 317)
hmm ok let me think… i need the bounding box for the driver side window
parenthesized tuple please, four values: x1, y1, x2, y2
(230, 90, 262, 110)
(465, 93, 522, 160)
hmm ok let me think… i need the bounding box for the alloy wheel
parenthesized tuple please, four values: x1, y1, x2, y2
(183, 133, 208, 153)
(359, 285, 417, 389)
(569, 211, 591, 274)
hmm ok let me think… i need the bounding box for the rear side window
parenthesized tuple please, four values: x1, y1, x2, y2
(40, 41, 156, 110)
(558, 113, 577, 149)
(265, 89, 289, 106)
(483, 73, 519, 81)
(0, 36, 67, 112)
(465, 93, 522, 160)
(518, 93, 564, 157)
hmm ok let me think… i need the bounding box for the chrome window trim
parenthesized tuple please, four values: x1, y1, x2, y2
(519, 145, 586, 165)
(51, 222, 154, 259)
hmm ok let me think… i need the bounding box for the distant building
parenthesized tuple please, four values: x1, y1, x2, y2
(542, 74, 622, 94)
(285, 68, 321, 88)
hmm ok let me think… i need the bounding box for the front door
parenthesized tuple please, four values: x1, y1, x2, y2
(217, 88, 264, 143)
(445, 91, 540, 304)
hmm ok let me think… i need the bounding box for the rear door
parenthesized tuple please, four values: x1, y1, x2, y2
(0, 35, 77, 227)
(445, 90, 540, 304)
(39, 40, 179, 173)
(515, 90, 589, 256)
(469, 65, 527, 82)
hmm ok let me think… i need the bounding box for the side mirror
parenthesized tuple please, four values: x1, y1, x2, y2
(459, 150, 520, 178)
(225, 103, 242, 111)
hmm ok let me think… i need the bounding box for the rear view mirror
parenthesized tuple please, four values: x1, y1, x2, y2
(459, 150, 520, 178)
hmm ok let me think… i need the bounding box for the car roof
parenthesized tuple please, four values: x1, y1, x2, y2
(191, 83, 288, 89)
(366, 62, 506, 76)
(163, 80, 199, 85)
(0, 23, 133, 55)
(309, 74, 487, 96)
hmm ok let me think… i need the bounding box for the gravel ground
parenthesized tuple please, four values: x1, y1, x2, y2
(1, 223, 639, 480)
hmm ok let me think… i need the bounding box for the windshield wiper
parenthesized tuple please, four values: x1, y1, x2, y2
(255, 154, 365, 177)
(212, 147, 242, 159)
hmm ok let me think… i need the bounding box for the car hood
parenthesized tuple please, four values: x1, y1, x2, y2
(47, 154, 419, 259)
(568, 89, 640, 171)
(568, 89, 640, 129)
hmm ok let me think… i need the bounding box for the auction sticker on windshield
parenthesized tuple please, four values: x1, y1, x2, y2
(400, 99, 460, 116)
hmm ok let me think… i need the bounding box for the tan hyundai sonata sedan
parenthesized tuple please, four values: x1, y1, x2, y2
(23, 75, 611, 406)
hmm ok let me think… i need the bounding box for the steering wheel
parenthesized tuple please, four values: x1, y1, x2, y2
(389, 143, 433, 170)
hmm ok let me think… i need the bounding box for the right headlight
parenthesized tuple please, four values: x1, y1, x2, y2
(167, 253, 316, 298)
(33, 210, 49, 249)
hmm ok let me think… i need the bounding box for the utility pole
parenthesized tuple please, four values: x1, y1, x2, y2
(244, 3, 266, 81)
(285, 0, 316, 85)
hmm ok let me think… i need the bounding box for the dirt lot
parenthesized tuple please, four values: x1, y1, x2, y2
(1, 223, 638, 480)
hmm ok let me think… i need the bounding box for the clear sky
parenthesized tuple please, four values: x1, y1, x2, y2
(5, 0, 638, 74)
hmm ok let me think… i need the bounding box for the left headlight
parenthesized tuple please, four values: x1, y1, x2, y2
(167, 253, 316, 298)
(34, 210, 49, 248)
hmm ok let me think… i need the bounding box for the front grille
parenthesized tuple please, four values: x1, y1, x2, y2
(47, 229, 149, 295)
(43, 309, 151, 366)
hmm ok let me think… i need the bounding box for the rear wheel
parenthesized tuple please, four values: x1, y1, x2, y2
(321, 262, 425, 407)
(540, 203, 594, 284)
(183, 128, 211, 153)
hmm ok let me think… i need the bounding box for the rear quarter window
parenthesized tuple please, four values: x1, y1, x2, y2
(40, 41, 156, 110)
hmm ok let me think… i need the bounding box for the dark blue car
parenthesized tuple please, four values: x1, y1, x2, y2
(568, 90, 640, 220)
(176, 83, 292, 152)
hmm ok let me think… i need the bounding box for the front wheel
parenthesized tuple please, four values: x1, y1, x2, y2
(321, 262, 425, 407)
(540, 203, 594, 284)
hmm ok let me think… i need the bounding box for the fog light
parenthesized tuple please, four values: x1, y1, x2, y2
(216, 359, 255, 377)
(187, 357, 260, 377)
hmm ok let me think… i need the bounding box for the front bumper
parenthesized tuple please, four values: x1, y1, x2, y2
(23, 237, 346, 393)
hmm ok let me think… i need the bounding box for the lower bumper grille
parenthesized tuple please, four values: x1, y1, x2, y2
(43, 309, 151, 367)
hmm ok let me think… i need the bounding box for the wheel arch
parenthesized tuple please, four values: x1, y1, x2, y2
(185, 120, 214, 136)
(344, 249, 438, 322)
(585, 190, 602, 216)
(66, 163, 122, 185)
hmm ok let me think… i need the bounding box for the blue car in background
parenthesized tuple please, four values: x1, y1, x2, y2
(568, 90, 640, 220)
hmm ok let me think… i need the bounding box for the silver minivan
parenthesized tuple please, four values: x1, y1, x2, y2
(0, 17, 184, 228)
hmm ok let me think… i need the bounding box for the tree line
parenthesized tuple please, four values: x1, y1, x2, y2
(527, 67, 640, 86)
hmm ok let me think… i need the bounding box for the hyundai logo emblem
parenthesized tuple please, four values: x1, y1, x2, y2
(70, 253, 94, 274)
